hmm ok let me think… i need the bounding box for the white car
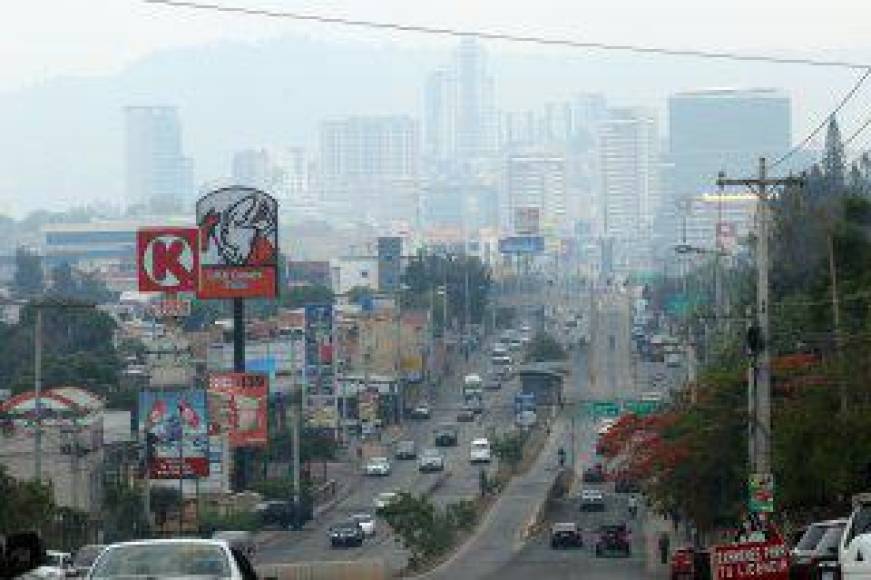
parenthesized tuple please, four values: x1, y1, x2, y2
(470, 437, 492, 463)
(374, 491, 400, 512)
(85, 539, 253, 579)
(597, 419, 617, 436)
(364, 456, 392, 476)
(350, 513, 377, 537)
(580, 489, 606, 511)
(840, 493, 871, 579)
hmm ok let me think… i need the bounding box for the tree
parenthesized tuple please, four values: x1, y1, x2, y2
(525, 331, 567, 362)
(149, 487, 181, 527)
(0, 465, 55, 534)
(13, 247, 44, 298)
(823, 116, 846, 194)
(102, 484, 148, 541)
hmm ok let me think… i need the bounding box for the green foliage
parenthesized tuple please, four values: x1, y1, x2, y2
(525, 331, 567, 362)
(13, 246, 44, 298)
(381, 493, 454, 568)
(0, 465, 55, 534)
(198, 509, 260, 534)
(402, 252, 492, 326)
(491, 432, 524, 468)
(103, 484, 148, 542)
(47, 262, 116, 303)
(150, 487, 181, 527)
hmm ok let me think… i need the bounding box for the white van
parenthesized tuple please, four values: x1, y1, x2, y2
(840, 493, 871, 579)
(469, 438, 491, 464)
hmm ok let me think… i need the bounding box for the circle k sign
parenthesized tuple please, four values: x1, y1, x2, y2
(137, 228, 199, 292)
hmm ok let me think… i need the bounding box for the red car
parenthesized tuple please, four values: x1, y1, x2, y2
(670, 547, 694, 580)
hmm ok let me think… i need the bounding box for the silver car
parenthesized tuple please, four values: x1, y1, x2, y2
(86, 538, 255, 579)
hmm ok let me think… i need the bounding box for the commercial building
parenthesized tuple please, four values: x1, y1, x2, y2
(668, 88, 791, 199)
(598, 109, 660, 266)
(505, 152, 568, 235)
(682, 192, 758, 253)
(124, 106, 194, 213)
(319, 115, 420, 223)
(424, 37, 497, 164)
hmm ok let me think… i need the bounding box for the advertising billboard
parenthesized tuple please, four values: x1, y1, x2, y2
(137, 228, 199, 293)
(207, 372, 269, 447)
(499, 236, 545, 255)
(306, 394, 338, 429)
(514, 207, 541, 235)
(139, 389, 209, 479)
(304, 304, 334, 397)
(358, 390, 379, 424)
(196, 186, 279, 299)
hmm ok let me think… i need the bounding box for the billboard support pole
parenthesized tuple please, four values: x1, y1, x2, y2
(233, 298, 245, 372)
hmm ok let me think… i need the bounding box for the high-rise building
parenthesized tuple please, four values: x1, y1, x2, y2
(319, 116, 420, 223)
(506, 152, 568, 234)
(598, 109, 660, 247)
(424, 37, 496, 164)
(124, 106, 193, 213)
(232, 148, 275, 191)
(669, 88, 791, 199)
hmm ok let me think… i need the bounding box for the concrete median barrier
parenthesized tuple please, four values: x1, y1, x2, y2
(521, 467, 575, 540)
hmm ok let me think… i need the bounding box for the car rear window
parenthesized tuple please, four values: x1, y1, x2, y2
(795, 524, 827, 551)
(90, 543, 231, 578)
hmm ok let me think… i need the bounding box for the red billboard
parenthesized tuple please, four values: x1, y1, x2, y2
(207, 372, 268, 447)
(137, 228, 199, 293)
(712, 538, 789, 580)
(196, 187, 279, 299)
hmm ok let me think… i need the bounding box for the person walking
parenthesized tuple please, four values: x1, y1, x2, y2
(658, 532, 670, 565)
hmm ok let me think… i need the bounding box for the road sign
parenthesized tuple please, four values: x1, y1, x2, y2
(623, 400, 659, 416)
(587, 401, 620, 418)
(712, 537, 788, 579)
(137, 228, 199, 292)
(749, 473, 775, 513)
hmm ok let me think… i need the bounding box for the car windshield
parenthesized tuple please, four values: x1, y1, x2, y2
(90, 543, 231, 578)
(73, 546, 104, 568)
(814, 525, 845, 555)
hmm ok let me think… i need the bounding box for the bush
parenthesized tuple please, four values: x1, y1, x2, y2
(198, 509, 259, 535)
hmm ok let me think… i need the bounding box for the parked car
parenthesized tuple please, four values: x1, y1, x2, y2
(329, 520, 364, 548)
(550, 522, 584, 549)
(71, 544, 105, 577)
(583, 464, 606, 483)
(469, 437, 492, 464)
(595, 524, 631, 557)
(364, 456, 392, 476)
(85, 539, 256, 579)
(418, 449, 446, 472)
(791, 518, 846, 579)
(410, 403, 431, 420)
(395, 440, 417, 460)
(580, 489, 606, 512)
(350, 513, 376, 538)
(35, 550, 74, 579)
(374, 491, 400, 513)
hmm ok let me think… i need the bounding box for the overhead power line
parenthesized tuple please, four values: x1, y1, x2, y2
(770, 67, 871, 170)
(142, 0, 871, 70)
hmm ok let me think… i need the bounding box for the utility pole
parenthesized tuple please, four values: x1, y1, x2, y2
(34, 307, 42, 482)
(718, 159, 802, 482)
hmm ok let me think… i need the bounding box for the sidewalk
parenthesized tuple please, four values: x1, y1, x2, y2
(643, 508, 678, 578)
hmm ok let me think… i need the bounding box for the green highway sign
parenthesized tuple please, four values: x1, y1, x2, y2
(623, 400, 660, 416)
(586, 401, 620, 418)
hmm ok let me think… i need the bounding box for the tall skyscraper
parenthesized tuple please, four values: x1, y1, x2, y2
(424, 37, 496, 164)
(232, 148, 274, 191)
(506, 152, 568, 234)
(669, 88, 791, 199)
(124, 106, 193, 214)
(599, 109, 660, 246)
(319, 116, 420, 223)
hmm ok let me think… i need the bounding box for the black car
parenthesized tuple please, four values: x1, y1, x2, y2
(595, 524, 631, 557)
(550, 523, 584, 549)
(583, 464, 606, 483)
(329, 521, 364, 547)
(434, 424, 459, 447)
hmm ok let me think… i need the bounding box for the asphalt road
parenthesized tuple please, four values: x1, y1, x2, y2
(257, 328, 527, 571)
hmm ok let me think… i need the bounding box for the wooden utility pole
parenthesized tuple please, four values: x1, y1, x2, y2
(718, 158, 802, 481)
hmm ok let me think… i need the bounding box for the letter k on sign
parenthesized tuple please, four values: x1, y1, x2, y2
(137, 228, 200, 292)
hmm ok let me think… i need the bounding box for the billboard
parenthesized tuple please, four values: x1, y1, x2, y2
(358, 390, 379, 424)
(712, 538, 788, 580)
(287, 261, 331, 288)
(499, 236, 545, 255)
(139, 389, 209, 479)
(514, 207, 541, 235)
(137, 228, 199, 293)
(377, 236, 402, 292)
(207, 372, 269, 447)
(196, 186, 279, 299)
(304, 304, 334, 397)
(306, 394, 338, 429)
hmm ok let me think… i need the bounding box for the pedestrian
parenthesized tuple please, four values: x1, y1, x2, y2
(658, 532, 670, 565)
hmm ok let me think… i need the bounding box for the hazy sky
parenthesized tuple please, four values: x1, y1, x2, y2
(4, 0, 871, 92)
